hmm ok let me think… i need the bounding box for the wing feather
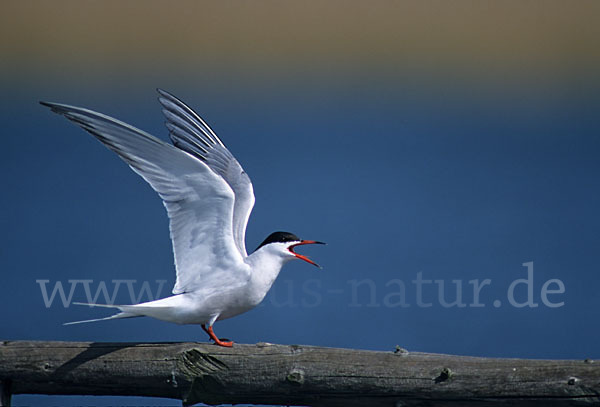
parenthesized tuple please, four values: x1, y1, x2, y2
(157, 89, 255, 256)
(40, 100, 250, 295)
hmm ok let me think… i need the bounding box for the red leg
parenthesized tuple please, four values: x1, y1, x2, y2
(202, 324, 233, 347)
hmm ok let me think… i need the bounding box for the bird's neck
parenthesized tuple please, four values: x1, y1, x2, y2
(245, 247, 289, 295)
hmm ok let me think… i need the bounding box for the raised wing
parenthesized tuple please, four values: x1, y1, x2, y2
(157, 89, 255, 257)
(40, 100, 250, 295)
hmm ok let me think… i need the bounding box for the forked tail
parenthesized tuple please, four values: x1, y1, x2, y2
(63, 302, 141, 325)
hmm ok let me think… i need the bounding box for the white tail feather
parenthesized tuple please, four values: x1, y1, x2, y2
(72, 302, 122, 309)
(63, 302, 139, 325)
(63, 312, 138, 325)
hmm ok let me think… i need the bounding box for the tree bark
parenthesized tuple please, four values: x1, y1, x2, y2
(0, 340, 598, 406)
(0, 380, 11, 407)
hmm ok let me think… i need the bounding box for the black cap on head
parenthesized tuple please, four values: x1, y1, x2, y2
(255, 231, 300, 251)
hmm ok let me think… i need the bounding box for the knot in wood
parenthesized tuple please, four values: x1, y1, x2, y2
(434, 367, 454, 383)
(286, 368, 305, 385)
(255, 342, 273, 348)
(394, 345, 409, 355)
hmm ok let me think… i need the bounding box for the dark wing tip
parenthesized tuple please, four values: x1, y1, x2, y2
(39, 100, 57, 110)
(156, 88, 175, 99)
(39, 100, 68, 115)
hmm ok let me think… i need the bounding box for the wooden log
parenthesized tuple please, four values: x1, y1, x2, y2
(0, 380, 11, 407)
(0, 340, 598, 406)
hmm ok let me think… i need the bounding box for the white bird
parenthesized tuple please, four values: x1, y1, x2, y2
(40, 89, 324, 347)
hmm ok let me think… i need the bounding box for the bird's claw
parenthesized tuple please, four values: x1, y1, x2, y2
(214, 339, 234, 347)
(202, 324, 234, 347)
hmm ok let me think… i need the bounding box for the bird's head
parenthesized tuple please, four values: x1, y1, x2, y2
(255, 231, 325, 268)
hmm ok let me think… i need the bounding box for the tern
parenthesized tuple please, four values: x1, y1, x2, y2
(41, 89, 324, 347)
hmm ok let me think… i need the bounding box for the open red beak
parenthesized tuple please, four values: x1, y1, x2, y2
(288, 240, 325, 268)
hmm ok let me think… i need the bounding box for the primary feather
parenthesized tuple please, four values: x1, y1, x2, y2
(157, 89, 255, 260)
(40, 93, 253, 297)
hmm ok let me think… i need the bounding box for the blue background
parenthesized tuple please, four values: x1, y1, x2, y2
(1, 1, 599, 406)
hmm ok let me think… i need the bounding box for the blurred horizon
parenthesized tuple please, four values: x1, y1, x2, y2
(3, 1, 600, 87)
